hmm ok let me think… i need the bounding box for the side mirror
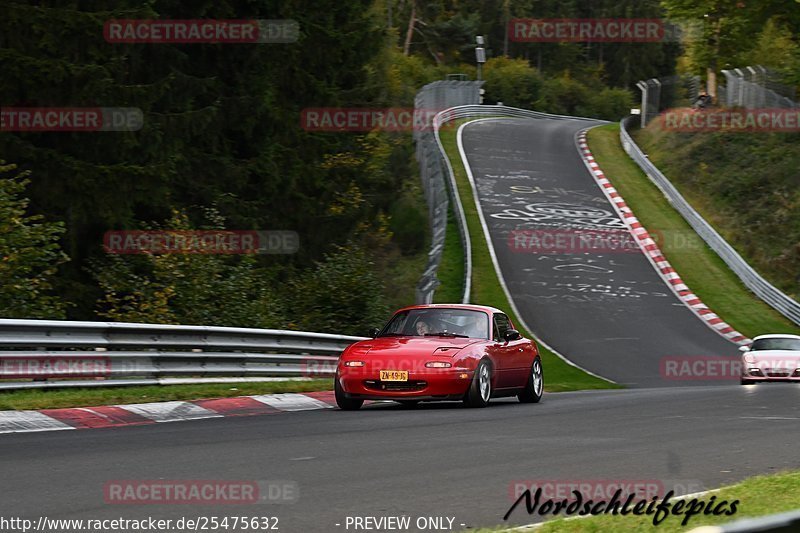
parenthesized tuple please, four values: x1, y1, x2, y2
(369, 327, 380, 338)
(504, 329, 521, 342)
(738, 345, 750, 352)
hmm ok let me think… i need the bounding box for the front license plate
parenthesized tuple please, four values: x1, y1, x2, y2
(380, 370, 408, 382)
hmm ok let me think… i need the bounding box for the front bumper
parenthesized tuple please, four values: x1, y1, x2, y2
(337, 368, 474, 400)
(742, 366, 800, 382)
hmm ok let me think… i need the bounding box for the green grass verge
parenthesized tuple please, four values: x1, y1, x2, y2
(439, 120, 619, 392)
(434, 204, 467, 304)
(633, 119, 800, 302)
(468, 470, 800, 532)
(0, 379, 333, 410)
(587, 124, 800, 338)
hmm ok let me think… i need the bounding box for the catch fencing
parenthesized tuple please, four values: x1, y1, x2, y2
(636, 74, 701, 127)
(720, 66, 797, 109)
(413, 80, 483, 304)
(636, 65, 797, 127)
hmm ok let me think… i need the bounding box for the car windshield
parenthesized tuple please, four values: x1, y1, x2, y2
(750, 338, 800, 351)
(379, 309, 490, 339)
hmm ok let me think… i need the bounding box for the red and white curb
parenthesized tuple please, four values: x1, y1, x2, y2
(0, 391, 342, 435)
(576, 130, 749, 345)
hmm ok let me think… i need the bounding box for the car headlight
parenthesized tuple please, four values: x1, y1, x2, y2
(743, 353, 756, 364)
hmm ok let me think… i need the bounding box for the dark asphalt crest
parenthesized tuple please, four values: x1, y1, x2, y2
(460, 118, 736, 387)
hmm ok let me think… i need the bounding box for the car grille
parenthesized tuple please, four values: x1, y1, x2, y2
(363, 379, 427, 392)
(765, 368, 793, 378)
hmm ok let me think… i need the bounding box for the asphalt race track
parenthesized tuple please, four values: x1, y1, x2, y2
(2, 117, 797, 533)
(459, 118, 736, 388)
(1, 386, 798, 531)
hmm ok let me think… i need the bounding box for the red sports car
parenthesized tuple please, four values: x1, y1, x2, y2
(335, 304, 543, 409)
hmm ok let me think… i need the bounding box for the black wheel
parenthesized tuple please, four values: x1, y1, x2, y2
(397, 400, 420, 408)
(740, 378, 756, 386)
(518, 357, 544, 403)
(335, 377, 363, 410)
(463, 359, 492, 408)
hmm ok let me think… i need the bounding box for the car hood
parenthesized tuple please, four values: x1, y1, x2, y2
(347, 336, 482, 359)
(746, 350, 800, 365)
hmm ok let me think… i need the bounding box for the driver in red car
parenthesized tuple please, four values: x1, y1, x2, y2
(415, 319, 431, 336)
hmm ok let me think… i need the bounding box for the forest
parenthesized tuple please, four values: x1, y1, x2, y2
(1, 0, 798, 334)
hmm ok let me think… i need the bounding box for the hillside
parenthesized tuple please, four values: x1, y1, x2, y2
(633, 117, 800, 302)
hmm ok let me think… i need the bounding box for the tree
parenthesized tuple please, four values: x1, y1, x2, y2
(286, 243, 388, 336)
(0, 0, 393, 318)
(91, 210, 284, 328)
(743, 18, 800, 87)
(661, 0, 783, 95)
(482, 57, 543, 107)
(0, 162, 69, 318)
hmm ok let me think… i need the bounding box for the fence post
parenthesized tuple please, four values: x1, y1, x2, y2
(636, 81, 648, 127)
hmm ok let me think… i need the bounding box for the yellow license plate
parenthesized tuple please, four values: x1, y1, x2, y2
(380, 370, 408, 381)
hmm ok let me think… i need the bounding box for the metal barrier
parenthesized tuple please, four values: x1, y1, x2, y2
(413, 80, 484, 304)
(620, 115, 800, 326)
(688, 508, 800, 532)
(0, 318, 367, 390)
(434, 104, 604, 123)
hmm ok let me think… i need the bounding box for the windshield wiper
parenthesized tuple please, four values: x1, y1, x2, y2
(425, 332, 469, 338)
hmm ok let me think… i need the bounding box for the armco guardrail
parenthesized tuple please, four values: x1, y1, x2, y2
(620, 115, 800, 326)
(688, 508, 800, 532)
(0, 319, 367, 390)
